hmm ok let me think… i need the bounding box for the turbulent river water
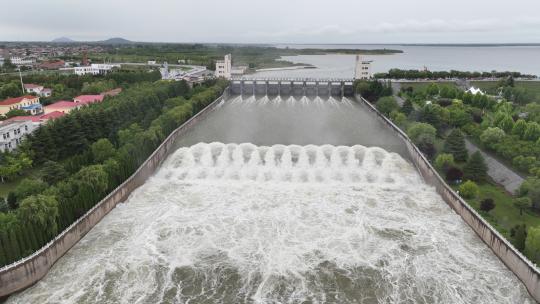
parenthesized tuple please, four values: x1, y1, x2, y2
(7, 96, 535, 303)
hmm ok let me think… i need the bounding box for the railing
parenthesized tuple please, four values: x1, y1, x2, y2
(355, 94, 540, 301)
(230, 77, 354, 83)
(0, 89, 228, 297)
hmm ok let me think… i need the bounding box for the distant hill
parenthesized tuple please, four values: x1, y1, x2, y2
(52, 37, 75, 43)
(100, 37, 132, 44)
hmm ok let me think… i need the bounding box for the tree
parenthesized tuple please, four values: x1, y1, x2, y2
(434, 153, 454, 172)
(446, 167, 463, 183)
(524, 122, 540, 142)
(7, 192, 17, 209)
(18, 195, 59, 239)
(0, 83, 21, 99)
(448, 107, 471, 128)
(0, 153, 32, 183)
(419, 104, 447, 131)
(443, 129, 468, 162)
(480, 127, 505, 150)
(407, 122, 437, 157)
(459, 181, 479, 199)
(519, 178, 540, 210)
(40, 161, 68, 185)
(0, 198, 8, 213)
(401, 99, 413, 115)
(14, 178, 48, 201)
(463, 151, 488, 182)
(511, 224, 527, 251)
(496, 114, 514, 133)
(426, 83, 439, 96)
(376, 96, 398, 116)
(91, 138, 117, 163)
(480, 198, 495, 212)
(390, 111, 407, 127)
(514, 197, 531, 216)
(512, 119, 528, 139)
(5, 109, 28, 118)
(525, 226, 540, 264)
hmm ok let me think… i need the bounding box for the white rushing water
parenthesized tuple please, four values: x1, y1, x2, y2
(8, 143, 534, 303)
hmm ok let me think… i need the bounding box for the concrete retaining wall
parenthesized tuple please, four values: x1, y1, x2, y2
(355, 94, 540, 302)
(0, 91, 228, 298)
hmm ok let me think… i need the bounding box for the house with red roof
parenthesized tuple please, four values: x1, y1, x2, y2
(44, 101, 82, 114)
(0, 95, 42, 115)
(3, 111, 65, 126)
(73, 95, 104, 104)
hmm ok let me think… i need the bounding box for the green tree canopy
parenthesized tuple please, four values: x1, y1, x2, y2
(17, 194, 59, 238)
(14, 178, 48, 202)
(91, 138, 117, 163)
(443, 129, 468, 162)
(40, 161, 68, 185)
(480, 127, 505, 150)
(525, 226, 540, 264)
(375, 96, 398, 116)
(463, 151, 488, 182)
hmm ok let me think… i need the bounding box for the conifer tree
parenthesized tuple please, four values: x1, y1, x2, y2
(443, 129, 468, 162)
(463, 151, 488, 182)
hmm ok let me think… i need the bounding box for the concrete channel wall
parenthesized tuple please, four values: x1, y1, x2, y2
(355, 95, 540, 302)
(0, 91, 228, 298)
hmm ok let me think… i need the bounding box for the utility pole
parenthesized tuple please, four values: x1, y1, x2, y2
(18, 67, 24, 95)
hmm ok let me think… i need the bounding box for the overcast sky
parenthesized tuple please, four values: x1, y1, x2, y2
(1, 0, 540, 43)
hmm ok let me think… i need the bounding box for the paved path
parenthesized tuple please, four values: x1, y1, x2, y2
(465, 139, 524, 193)
(390, 81, 405, 106)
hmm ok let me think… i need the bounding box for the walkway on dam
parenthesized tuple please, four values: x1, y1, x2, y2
(465, 139, 524, 193)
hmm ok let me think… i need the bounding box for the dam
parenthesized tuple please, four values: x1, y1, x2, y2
(4, 89, 536, 303)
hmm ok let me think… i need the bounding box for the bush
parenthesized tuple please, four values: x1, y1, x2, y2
(434, 153, 455, 171)
(407, 122, 436, 146)
(376, 96, 398, 116)
(480, 198, 495, 212)
(480, 127, 505, 149)
(446, 166, 463, 183)
(514, 197, 531, 216)
(459, 181, 479, 199)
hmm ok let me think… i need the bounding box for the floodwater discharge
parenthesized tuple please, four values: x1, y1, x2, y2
(7, 96, 534, 303)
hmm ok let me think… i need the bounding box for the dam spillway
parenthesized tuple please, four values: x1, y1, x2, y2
(6, 95, 535, 303)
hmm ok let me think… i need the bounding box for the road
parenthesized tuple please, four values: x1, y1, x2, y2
(465, 139, 524, 193)
(390, 81, 405, 106)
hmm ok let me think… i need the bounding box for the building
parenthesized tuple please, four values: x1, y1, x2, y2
(10, 56, 35, 66)
(39, 60, 66, 70)
(215, 54, 232, 79)
(0, 120, 37, 152)
(4, 111, 65, 126)
(73, 95, 104, 104)
(23, 84, 53, 97)
(466, 87, 485, 95)
(0, 95, 42, 116)
(354, 55, 373, 80)
(43, 101, 82, 114)
(74, 63, 120, 76)
(231, 65, 248, 76)
(101, 88, 122, 97)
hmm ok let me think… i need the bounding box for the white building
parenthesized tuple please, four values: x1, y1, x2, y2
(355, 55, 373, 80)
(466, 87, 485, 95)
(231, 65, 248, 76)
(23, 84, 52, 97)
(0, 121, 37, 152)
(74, 63, 121, 76)
(10, 56, 35, 66)
(215, 54, 232, 79)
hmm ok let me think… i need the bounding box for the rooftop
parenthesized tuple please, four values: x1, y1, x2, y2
(45, 101, 79, 109)
(0, 95, 38, 106)
(73, 95, 104, 104)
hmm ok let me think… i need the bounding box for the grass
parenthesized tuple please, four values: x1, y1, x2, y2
(450, 179, 540, 239)
(0, 167, 41, 198)
(471, 80, 540, 100)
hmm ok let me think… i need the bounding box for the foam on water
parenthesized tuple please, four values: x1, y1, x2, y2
(7, 143, 534, 303)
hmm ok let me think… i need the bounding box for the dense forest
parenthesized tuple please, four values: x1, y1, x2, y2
(0, 78, 228, 266)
